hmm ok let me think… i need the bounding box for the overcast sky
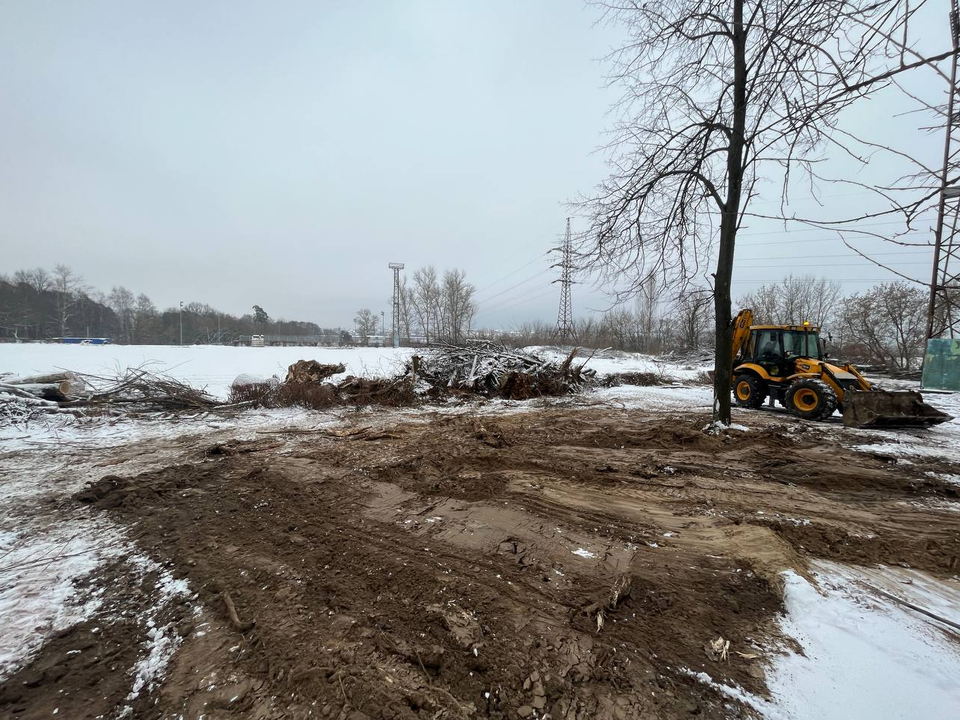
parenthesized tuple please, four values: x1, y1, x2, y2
(0, 1, 950, 329)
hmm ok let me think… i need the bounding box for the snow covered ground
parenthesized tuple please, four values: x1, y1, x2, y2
(0, 344, 414, 399)
(0, 343, 708, 399)
(525, 345, 709, 381)
(767, 561, 960, 720)
(684, 562, 960, 720)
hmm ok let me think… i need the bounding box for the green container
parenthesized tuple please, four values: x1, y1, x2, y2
(922, 338, 960, 391)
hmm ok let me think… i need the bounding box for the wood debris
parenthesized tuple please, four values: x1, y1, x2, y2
(413, 342, 596, 399)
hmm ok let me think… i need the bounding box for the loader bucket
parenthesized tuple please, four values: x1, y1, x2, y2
(843, 390, 953, 429)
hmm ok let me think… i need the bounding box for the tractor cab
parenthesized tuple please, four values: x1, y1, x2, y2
(739, 325, 821, 378)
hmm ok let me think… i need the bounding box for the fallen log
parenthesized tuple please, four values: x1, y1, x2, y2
(0, 393, 60, 407)
(0, 384, 57, 401)
(1, 381, 77, 399)
(5, 372, 75, 385)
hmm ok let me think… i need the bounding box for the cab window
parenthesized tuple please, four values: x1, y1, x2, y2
(754, 330, 780, 360)
(782, 331, 819, 358)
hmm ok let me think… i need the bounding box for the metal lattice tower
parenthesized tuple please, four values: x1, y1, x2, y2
(389, 262, 404, 348)
(553, 218, 575, 342)
(927, 1, 960, 340)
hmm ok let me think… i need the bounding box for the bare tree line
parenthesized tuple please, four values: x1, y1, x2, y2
(354, 266, 478, 345)
(472, 274, 930, 372)
(1, 265, 324, 344)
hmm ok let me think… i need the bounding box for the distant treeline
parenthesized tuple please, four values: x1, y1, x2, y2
(0, 265, 328, 344)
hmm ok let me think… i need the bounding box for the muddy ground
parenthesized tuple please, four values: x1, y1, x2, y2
(2, 402, 959, 720)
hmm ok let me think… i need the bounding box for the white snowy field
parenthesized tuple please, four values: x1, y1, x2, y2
(0, 343, 416, 399)
(0, 343, 708, 399)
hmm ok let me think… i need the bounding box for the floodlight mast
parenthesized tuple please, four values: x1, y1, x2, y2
(388, 263, 405, 348)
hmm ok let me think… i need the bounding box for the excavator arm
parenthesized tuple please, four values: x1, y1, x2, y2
(731, 308, 754, 364)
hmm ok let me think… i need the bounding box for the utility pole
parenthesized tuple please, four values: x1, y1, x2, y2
(179, 301, 183, 347)
(381, 311, 385, 343)
(553, 218, 575, 342)
(389, 263, 404, 348)
(927, 1, 960, 342)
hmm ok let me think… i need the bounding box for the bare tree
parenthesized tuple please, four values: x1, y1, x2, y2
(133, 293, 157, 343)
(29, 267, 51, 295)
(399, 276, 412, 342)
(839, 281, 927, 370)
(579, 1, 941, 423)
(634, 273, 665, 353)
(52, 264, 83, 337)
(353, 308, 378, 345)
(108, 286, 136, 343)
(674, 289, 714, 351)
(740, 275, 841, 327)
(439, 269, 477, 344)
(409, 266, 441, 343)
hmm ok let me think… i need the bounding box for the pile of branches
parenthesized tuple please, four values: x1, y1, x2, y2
(230, 360, 415, 409)
(231, 346, 595, 410)
(412, 342, 596, 399)
(1, 367, 228, 420)
(599, 371, 669, 388)
(69, 367, 224, 411)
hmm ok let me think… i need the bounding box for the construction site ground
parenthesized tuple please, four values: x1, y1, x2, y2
(1, 386, 959, 720)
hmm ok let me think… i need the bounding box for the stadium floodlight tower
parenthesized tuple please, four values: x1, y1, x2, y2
(389, 262, 405, 348)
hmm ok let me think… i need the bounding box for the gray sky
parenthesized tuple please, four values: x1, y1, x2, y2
(0, 1, 949, 329)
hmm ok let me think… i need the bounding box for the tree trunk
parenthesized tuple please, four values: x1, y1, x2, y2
(7, 372, 74, 385)
(712, 0, 747, 425)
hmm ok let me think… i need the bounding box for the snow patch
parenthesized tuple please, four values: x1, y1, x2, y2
(0, 521, 127, 680)
(124, 556, 196, 704)
(768, 562, 960, 719)
(571, 548, 597, 559)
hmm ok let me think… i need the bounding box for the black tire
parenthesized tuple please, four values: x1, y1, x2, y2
(785, 378, 838, 421)
(733, 374, 766, 409)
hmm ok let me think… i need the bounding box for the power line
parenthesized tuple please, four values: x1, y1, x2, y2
(731, 276, 922, 284)
(473, 251, 551, 297)
(737, 232, 929, 248)
(474, 268, 552, 308)
(735, 260, 930, 269)
(733, 249, 929, 260)
(476, 288, 557, 318)
(741, 248, 933, 262)
(475, 282, 557, 316)
(736, 218, 933, 237)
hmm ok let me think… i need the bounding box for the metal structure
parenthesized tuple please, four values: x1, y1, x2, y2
(389, 262, 405, 348)
(553, 218, 575, 342)
(927, 1, 960, 341)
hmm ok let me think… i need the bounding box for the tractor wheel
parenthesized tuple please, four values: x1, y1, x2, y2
(733, 374, 766, 409)
(785, 378, 838, 421)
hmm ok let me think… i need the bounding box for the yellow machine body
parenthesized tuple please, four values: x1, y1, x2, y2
(729, 309, 950, 427)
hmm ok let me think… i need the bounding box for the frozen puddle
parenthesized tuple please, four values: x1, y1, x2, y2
(768, 561, 960, 719)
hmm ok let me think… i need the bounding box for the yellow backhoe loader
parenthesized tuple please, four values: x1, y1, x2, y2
(731, 309, 951, 428)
